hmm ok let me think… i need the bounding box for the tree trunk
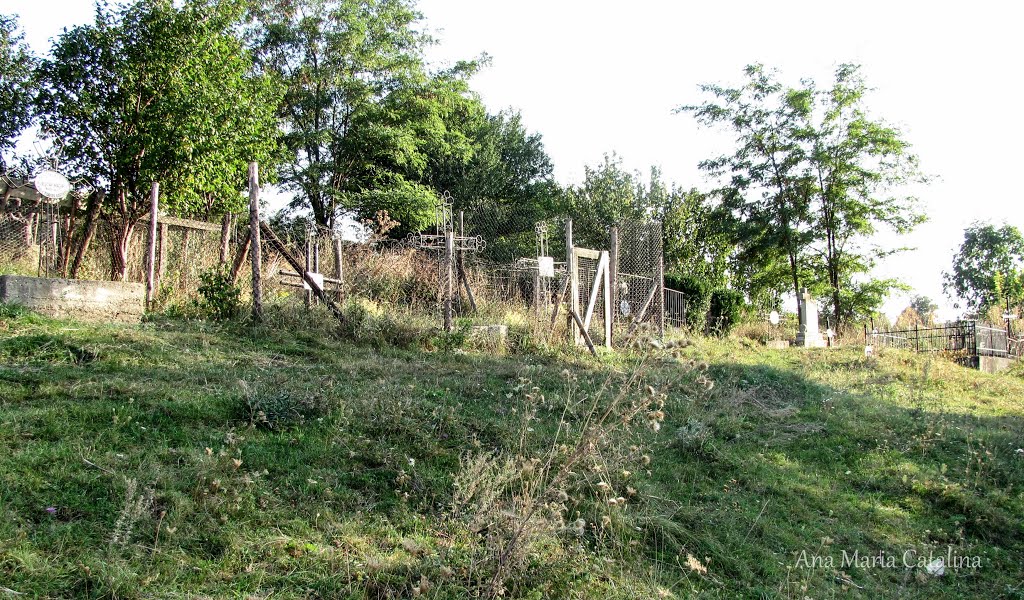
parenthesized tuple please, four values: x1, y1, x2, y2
(59, 194, 81, 275)
(69, 189, 104, 279)
(109, 220, 136, 281)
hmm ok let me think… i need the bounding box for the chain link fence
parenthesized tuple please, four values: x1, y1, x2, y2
(3, 178, 674, 350)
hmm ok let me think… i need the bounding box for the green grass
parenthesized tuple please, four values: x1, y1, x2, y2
(0, 303, 1022, 598)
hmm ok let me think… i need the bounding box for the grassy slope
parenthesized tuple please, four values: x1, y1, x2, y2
(0, 304, 1022, 599)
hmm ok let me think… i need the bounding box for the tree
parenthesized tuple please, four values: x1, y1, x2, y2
(678, 65, 815, 319)
(564, 153, 653, 249)
(658, 187, 731, 289)
(681, 64, 926, 329)
(0, 14, 35, 170)
(944, 222, 1024, 314)
(422, 109, 560, 261)
(36, 0, 281, 280)
(248, 0, 482, 236)
(801, 64, 925, 328)
(909, 294, 938, 325)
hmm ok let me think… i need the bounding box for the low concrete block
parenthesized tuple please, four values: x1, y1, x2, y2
(0, 275, 145, 323)
(766, 340, 790, 349)
(978, 355, 1015, 374)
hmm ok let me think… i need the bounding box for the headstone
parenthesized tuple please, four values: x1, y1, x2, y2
(795, 288, 826, 347)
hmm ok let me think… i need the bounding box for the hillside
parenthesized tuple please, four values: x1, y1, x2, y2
(1, 305, 1022, 598)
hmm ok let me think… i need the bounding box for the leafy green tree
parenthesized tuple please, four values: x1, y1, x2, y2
(801, 64, 925, 327)
(565, 153, 654, 249)
(944, 222, 1024, 314)
(0, 14, 35, 170)
(678, 65, 815, 318)
(423, 109, 560, 261)
(658, 187, 730, 289)
(681, 64, 926, 328)
(36, 0, 281, 280)
(909, 294, 938, 325)
(249, 0, 481, 236)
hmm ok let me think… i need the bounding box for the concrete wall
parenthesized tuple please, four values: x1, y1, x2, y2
(0, 275, 145, 323)
(978, 355, 1015, 374)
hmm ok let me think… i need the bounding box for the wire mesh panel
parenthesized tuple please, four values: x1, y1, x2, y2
(613, 218, 663, 335)
(0, 202, 39, 275)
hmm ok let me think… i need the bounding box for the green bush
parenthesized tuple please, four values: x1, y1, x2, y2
(666, 273, 712, 332)
(707, 288, 745, 336)
(197, 266, 241, 321)
(240, 379, 335, 430)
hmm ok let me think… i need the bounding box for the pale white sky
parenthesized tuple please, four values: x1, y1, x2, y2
(10, 0, 1024, 320)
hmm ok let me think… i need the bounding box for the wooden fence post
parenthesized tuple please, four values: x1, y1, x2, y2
(304, 233, 312, 309)
(566, 219, 578, 344)
(444, 229, 454, 332)
(146, 182, 159, 307)
(656, 240, 665, 339)
(248, 162, 263, 322)
(609, 225, 619, 346)
(219, 213, 232, 264)
(333, 235, 344, 302)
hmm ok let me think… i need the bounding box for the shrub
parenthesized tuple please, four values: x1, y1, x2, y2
(197, 265, 241, 321)
(666, 273, 712, 332)
(707, 288, 745, 336)
(239, 379, 335, 430)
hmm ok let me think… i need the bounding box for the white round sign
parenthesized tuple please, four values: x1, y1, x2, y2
(769, 310, 780, 325)
(34, 170, 72, 199)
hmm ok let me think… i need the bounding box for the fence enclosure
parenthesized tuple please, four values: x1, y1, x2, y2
(869, 321, 1022, 367)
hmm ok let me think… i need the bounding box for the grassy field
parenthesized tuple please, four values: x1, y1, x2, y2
(1, 303, 1022, 598)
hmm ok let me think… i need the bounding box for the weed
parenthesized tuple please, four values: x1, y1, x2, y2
(240, 378, 336, 430)
(197, 265, 242, 321)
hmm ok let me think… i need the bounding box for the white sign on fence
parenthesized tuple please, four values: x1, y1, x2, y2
(302, 272, 324, 291)
(538, 256, 555, 278)
(33, 170, 72, 199)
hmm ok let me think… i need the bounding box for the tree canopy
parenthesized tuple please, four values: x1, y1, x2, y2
(0, 14, 35, 170)
(248, 0, 485, 236)
(36, 0, 282, 278)
(944, 222, 1024, 315)
(679, 64, 925, 327)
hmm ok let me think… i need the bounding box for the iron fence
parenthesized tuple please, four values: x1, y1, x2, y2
(869, 321, 1019, 365)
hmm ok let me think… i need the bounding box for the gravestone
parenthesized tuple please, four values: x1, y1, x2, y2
(795, 288, 826, 348)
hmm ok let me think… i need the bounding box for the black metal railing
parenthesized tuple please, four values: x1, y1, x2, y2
(868, 320, 1019, 364)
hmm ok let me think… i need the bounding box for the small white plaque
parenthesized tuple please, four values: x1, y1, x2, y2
(769, 310, 780, 325)
(302, 272, 324, 291)
(34, 170, 72, 199)
(620, 300, 631, 317)
(864, 345, 874, 357)
(538, 256, 555, 278)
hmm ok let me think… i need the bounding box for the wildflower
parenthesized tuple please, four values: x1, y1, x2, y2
(556, 490, 569, 502)
(626, 486, 637, 497)
(641, 455, 651, 466)
(616, 496, 626, 505)
(45, 506, 57, 515)
(601, 515, 612, 527)
(596, 481, 611, 493)
(685, 553, 707, 574)
(231, 458, 243, 469)
(608, 498, 618, 506)
(571, 518, 586, 536)
(622, 470, 632, 478)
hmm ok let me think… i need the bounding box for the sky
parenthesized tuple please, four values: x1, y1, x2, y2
(9, 0, 1024, 320)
